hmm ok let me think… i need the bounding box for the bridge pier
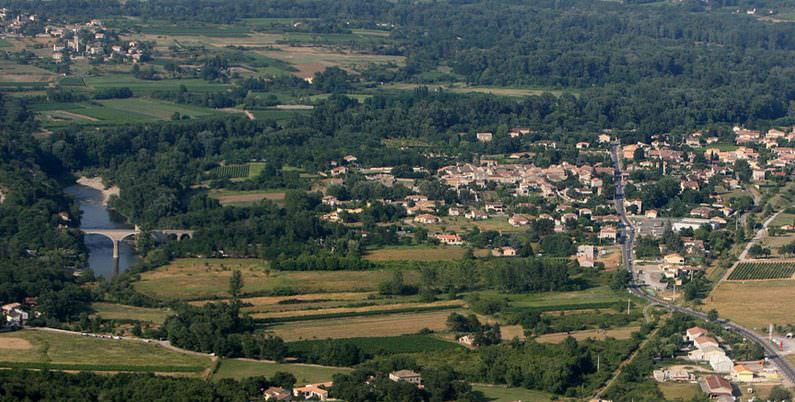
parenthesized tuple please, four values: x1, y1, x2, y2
(112, 239, 120, 260)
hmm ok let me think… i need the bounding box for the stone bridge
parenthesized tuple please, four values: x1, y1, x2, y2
(80, 227, 194, 258)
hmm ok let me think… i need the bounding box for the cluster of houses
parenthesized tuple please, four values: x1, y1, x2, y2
(263, 382, 333, 401)
(0, 9, 37, 34)
(48, 20, 146, 63)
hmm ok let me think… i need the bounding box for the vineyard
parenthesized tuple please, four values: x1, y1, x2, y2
(728, 262, 795, 280)
(207, 164, 250, 179)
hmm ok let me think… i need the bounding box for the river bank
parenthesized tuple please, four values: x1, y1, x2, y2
(76, 176, 120, 207)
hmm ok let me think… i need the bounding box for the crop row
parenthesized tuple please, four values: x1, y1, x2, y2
(728, 262, 795, 280)
(208, 165, 250, 179)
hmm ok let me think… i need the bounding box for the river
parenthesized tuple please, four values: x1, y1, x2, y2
(65, 183, 138, 278)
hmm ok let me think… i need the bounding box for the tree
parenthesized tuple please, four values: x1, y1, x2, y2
(707, 309, 719, 322)
(270, 372, 297, 390)
(610, 270, 632, 291)
(768, 385, 792, 402)
(229, 270, 243, 302)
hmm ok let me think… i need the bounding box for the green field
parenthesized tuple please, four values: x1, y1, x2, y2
(0, 330, 210, 373)
(493, 283, 622, 310)
(133, 258, 420, 300)
(84, 75, 231, 94)
(91, 302, 172, 324)
(728, 262, 795, 280)
(287, 335, 461, 356)
(211, 358, 349, 382)
(34, 98, 231, 127)
(471, 384, 554, 402)
(0, 39, 11, 48)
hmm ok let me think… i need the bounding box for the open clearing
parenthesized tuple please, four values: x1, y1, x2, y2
(379, 82, 566, 98)
(134, 258, 419, 300)
(534, 326, 639, 343)
(659, 383, 700, 401)
(0, 330, 210, 373)
(208, 189, 286, 206)
(471, 384, 554, 402)
(211, 359, 349, 382)
(34, 98, 230, 127)
(268, 310, 464, 341)
(91, 302, 172, 324)
(705, 280, 795, 329)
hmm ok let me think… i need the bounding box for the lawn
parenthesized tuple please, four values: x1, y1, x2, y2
(268, 310, 465, 341)
(134, 258, 419, 300)
(471, 384, 554, 402)
(705, 280, 795, 329)
(91, 302, 172, 325)
(211, 359, 349, 383)
(0, 330, 210, 373)
(658, 383, 700, 400)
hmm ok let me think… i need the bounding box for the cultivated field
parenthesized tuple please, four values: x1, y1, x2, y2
(134, 258, 420, 300)
(534, 326, 640, 344)
(364, 246, 488, 262)
(0, 330, 210, 373)
(208, 189, 286, 206)
(705, 280, 795, 329)
(211, 358, 349, 383)
(268, 310, 464, 341)
(658, 383, 700, 401)
(91, 302, 172, 324)
(727, 261, 795, 280)
(494, 284, 622, 311)
(251, 299, 463, 320)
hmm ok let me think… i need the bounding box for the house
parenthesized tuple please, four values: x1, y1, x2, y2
(414, 214, 440, 224)
(653, 368, 694, 382)
(686, 326, 707, 342)
(264, 386, 292, 401)
(598, 133, 611, 143)
(458, 334, 476, 347)
(2, 303, 28, 327)
(598, 226, 618, 242)
(389, 370, 422, 385)
(509, 127, 531, 138)
(663, 253, 685, 265)
(293, 382, 332, 401)
(465, 210, 489, 220)
(508, 214, 530, 227)
(576, 141, 591, 149)
(694, 335, 719, 350)
(709, 354, 734, 373)
(330, 166, 348, 176)
(476, 132, 493, 142)
(492, 246, 517, 257)
(688, 345, 726, 362)
(343, 154, 358, 164)
(699, 375, 733, 398)
(577, 245, 596, 268)
(434, 233, 463, 246)
(731, 364, 754, 382)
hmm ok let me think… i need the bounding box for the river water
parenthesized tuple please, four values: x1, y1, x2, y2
(65, 183, 138, 278)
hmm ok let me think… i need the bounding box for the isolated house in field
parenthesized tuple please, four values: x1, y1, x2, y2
(577, 245, 596, 268)
(389, 370, 422, 385)
(293, 382, 333, 401)
(458, 334, 477, 347)
(491, 246, 517, 257)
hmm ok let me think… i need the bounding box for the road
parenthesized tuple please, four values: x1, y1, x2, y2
(608, 142, 795, 385)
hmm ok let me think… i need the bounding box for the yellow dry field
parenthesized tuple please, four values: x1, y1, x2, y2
(705, 280, 795, 329)
(0, 59, 56, 83)
(534, 326, 640, 344)
(269, 310, 463, 341)
(761, 233, 795, 256)
(500, 325, 527, 341)
(257, 46, 404, 79)
(135, 258, 419, 300)
(597, 246, 622, 271)
(0, 337, 33, 350)
(251, 299, 464, 320)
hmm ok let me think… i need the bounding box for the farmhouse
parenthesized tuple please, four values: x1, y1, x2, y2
(458, 334, 476, 347)
(434, 233, 463, 246)
(508, 214, 531, 227)
(576, 245, 596, 268)
(264, 386, 292, 401)
(686, 326, 707, 342)
(293, 382, 332, 401)
(731, 364, 754, 383)
(389, 370, 422, 385)
(694, 335, 719, 350)
(491, 246, 517, 257)
(414, 214, 441, 224)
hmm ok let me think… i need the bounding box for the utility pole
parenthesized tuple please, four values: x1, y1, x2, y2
(627, 298, 631, 315)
